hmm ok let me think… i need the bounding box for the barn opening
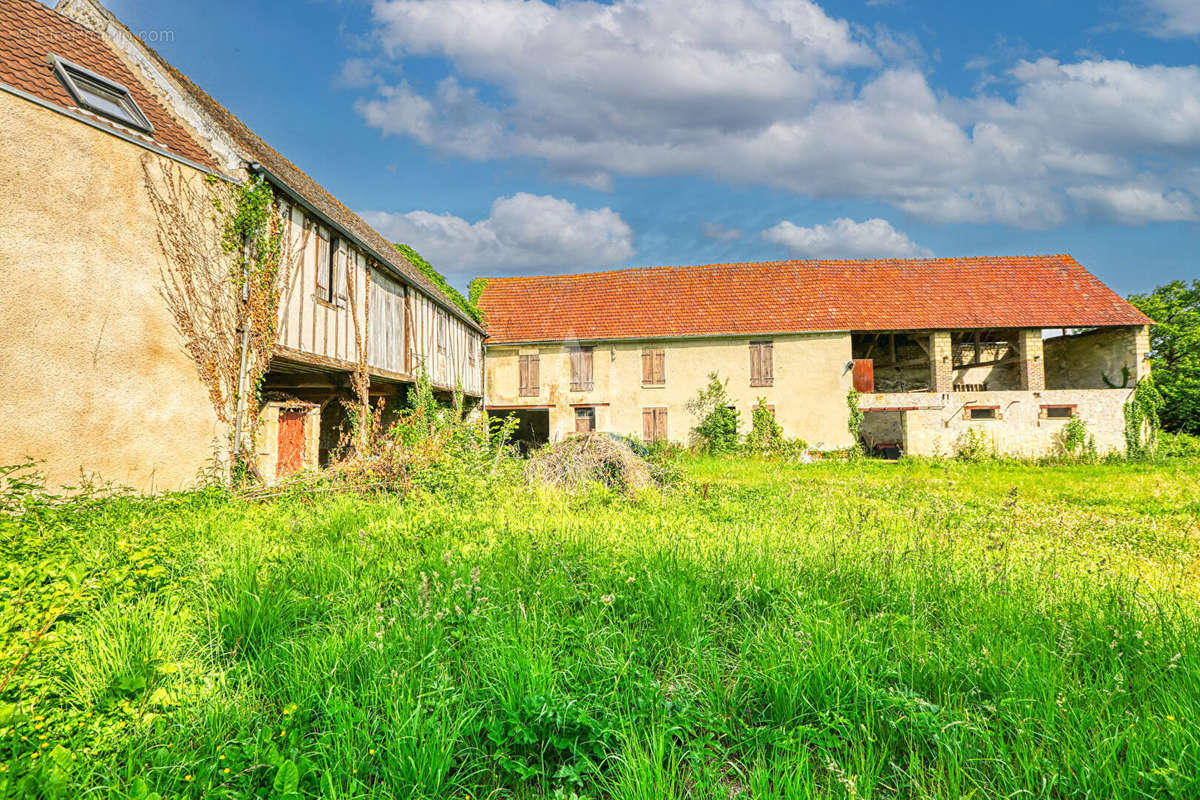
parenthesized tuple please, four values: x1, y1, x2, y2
(486, 407, 550, 454)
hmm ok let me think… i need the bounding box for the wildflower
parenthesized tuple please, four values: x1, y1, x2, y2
(223, 767, 230, 774)
(1167, 715, 1176, 721)
(601, 593, 615, 606)
(185, 774, 194, 782)
(30, 752, 38, 759)
(369, 749, 375, 755)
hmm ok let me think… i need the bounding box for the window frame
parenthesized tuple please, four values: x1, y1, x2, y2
(518, 353, 540, 397)
(642, 407, 668, 444)
(965, 405, 1000, 421)
(574, 406, 597, 433)
(50, 55, 154, 134)
(1041, 404, 1077, 420)
(568, 346, 594, 392)
(749, 340, 774, 387)
(641, 347, 665, 386)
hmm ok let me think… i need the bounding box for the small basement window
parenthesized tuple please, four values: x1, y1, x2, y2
(50, 55, 153, 134)
(966, 406, 999, 420)
(1042, 405, 1077, 419)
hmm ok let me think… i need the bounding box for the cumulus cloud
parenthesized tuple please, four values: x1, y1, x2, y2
(1067, 184, 1197, 223)
(1142, 0, 1200, 37)
(361, 193, 634, 281)
(352, 0, 1200, 229)
(762, 218, 933, 258)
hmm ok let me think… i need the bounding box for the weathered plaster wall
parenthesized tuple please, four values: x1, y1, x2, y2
(485, 333, 855, 448)
(1044, 326, 1149, 390)
(0, 92, 223, 490)
(860, 389, 1132, 457)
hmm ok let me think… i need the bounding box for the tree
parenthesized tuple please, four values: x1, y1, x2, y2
(686, 372, 740, 453)
(1129, 280, 1200, 434)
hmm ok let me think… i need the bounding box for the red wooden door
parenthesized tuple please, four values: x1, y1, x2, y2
(852, 359, 875, 393)
(277, 410, 306, 479)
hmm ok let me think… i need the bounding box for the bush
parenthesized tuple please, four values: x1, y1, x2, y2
(686, 373, 740, 453)
(954, 427, 993, 462)
(744, 399, 783, 453)
(1158, 430, 1200, 458)
(1057, 416, 1098, 461)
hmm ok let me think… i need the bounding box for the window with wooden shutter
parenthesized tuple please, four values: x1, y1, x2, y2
(315, 230, 331, 301)
(642, 348, 665, 385)
(750, 341, 773, 387)
(642, 408, 667, 443)
(518, 353, 539, 396)
(569, 346, 593, 391)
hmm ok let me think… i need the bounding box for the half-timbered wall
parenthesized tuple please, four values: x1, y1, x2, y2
(274, 201, 483, 394)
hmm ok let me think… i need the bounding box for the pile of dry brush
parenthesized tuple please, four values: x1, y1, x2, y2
(525, 433, 658, 492)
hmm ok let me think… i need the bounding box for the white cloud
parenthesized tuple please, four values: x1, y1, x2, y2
(1067, 184, 1198, 223)
(1142, 0, 1200, 37)
(762, 217, 933, 258)
(353, 0, 1200, 229)
(361, 193, 634, 280)
(702, 222, 743, 241)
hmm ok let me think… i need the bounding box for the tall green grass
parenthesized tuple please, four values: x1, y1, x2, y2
(0, 458, 1197, 798)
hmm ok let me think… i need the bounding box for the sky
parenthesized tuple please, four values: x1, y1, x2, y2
(73, 0, 1199, 294)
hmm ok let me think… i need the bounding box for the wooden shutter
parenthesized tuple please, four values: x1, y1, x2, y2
(519, 354, 539, 396)
(570, 347, 593, 391)
(529, 355, 539, 395)
(642, 348, 665, 385)
(653, 350, 665, 385)
(642, 409, 654, 443)
(852, 359, 874, 393)
(642, 350, 653, 383)
(575, 407, 595, 433)
(316, 231, 330, 299)
(751, 341, 773, 387)
(655, 408, 667, 442)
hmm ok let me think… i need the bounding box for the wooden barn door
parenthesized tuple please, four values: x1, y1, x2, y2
(852, 359, 875, 393)
(277, 410, 306, 480)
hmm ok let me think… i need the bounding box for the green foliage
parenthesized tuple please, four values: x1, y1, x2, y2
(847, 388, 864, 442)
(1057, 416, 1098, 462)
(2, 457, 1200, 798)
(744, 399, 783, 452)
(1128, 280, 1200, 434)
(685, 372, 740, 453)
(1125, 375, 1165, 459)
(1158, 430, 1200, 459)
(394, 243, 482, 323)
(954, 427, 993, 461)
(468, 277, 489, 310)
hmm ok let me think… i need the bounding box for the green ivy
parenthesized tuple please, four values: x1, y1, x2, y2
(468, 278, 489, 311)
(847, 388, 864, 442)
(1124, 375, 1165, 459)
(393, 244, 482, 323)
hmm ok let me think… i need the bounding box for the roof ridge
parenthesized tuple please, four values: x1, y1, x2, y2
(479, 254, 1082, 284)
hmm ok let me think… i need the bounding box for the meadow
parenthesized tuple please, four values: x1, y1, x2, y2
(1, 455, 1198, 799)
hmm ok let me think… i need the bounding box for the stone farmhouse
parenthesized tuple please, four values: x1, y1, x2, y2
(0, 0, 1156, 488)
(476, 257, 1152, 457)
(0, 0, 483, 490)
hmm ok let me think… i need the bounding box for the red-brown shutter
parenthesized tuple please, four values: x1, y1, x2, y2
(518, 355, 529, 396)
(852, 359, 874, 393)
(581, 348, 593, 390)
(642, 409, 654, 442)
(655, 408, 667, 441)
(530, 355, 539, 394)
(762, 342, 773, 386)
(653, 350, 665, 384)
(642, 350, 653, 383)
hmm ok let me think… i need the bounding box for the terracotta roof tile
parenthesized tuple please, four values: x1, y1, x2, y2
(477, 255, 1151, 344)
(0, 0, 217, 169)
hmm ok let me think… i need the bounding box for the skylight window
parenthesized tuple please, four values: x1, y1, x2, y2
(50, 55, 153, 134)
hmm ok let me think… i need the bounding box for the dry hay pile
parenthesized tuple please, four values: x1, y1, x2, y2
(525, 433, 655, 492)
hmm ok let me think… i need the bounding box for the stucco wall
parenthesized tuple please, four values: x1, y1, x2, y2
(860, 389, 1132, 457)
(0, 92, 224, 490)
(485, 333, 855, 448)
(1044, 326, 1149, 390)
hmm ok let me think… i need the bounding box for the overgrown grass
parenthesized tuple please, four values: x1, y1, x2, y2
(1, 457, 1198, 798)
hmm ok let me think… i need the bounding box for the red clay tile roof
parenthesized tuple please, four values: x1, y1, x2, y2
(0, 0, 217, 169)
(477, 255, 1152, 344)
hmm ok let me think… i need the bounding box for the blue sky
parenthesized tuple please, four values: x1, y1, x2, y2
(85, 0, 1198, 293)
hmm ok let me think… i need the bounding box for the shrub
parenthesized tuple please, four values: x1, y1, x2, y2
(1057, 416, 1097, 461)
(954, 427, 993, 461)
(1158, 430, 1200, 458)
(686, 373, 741, 453)
(744, 399, 783, 453)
